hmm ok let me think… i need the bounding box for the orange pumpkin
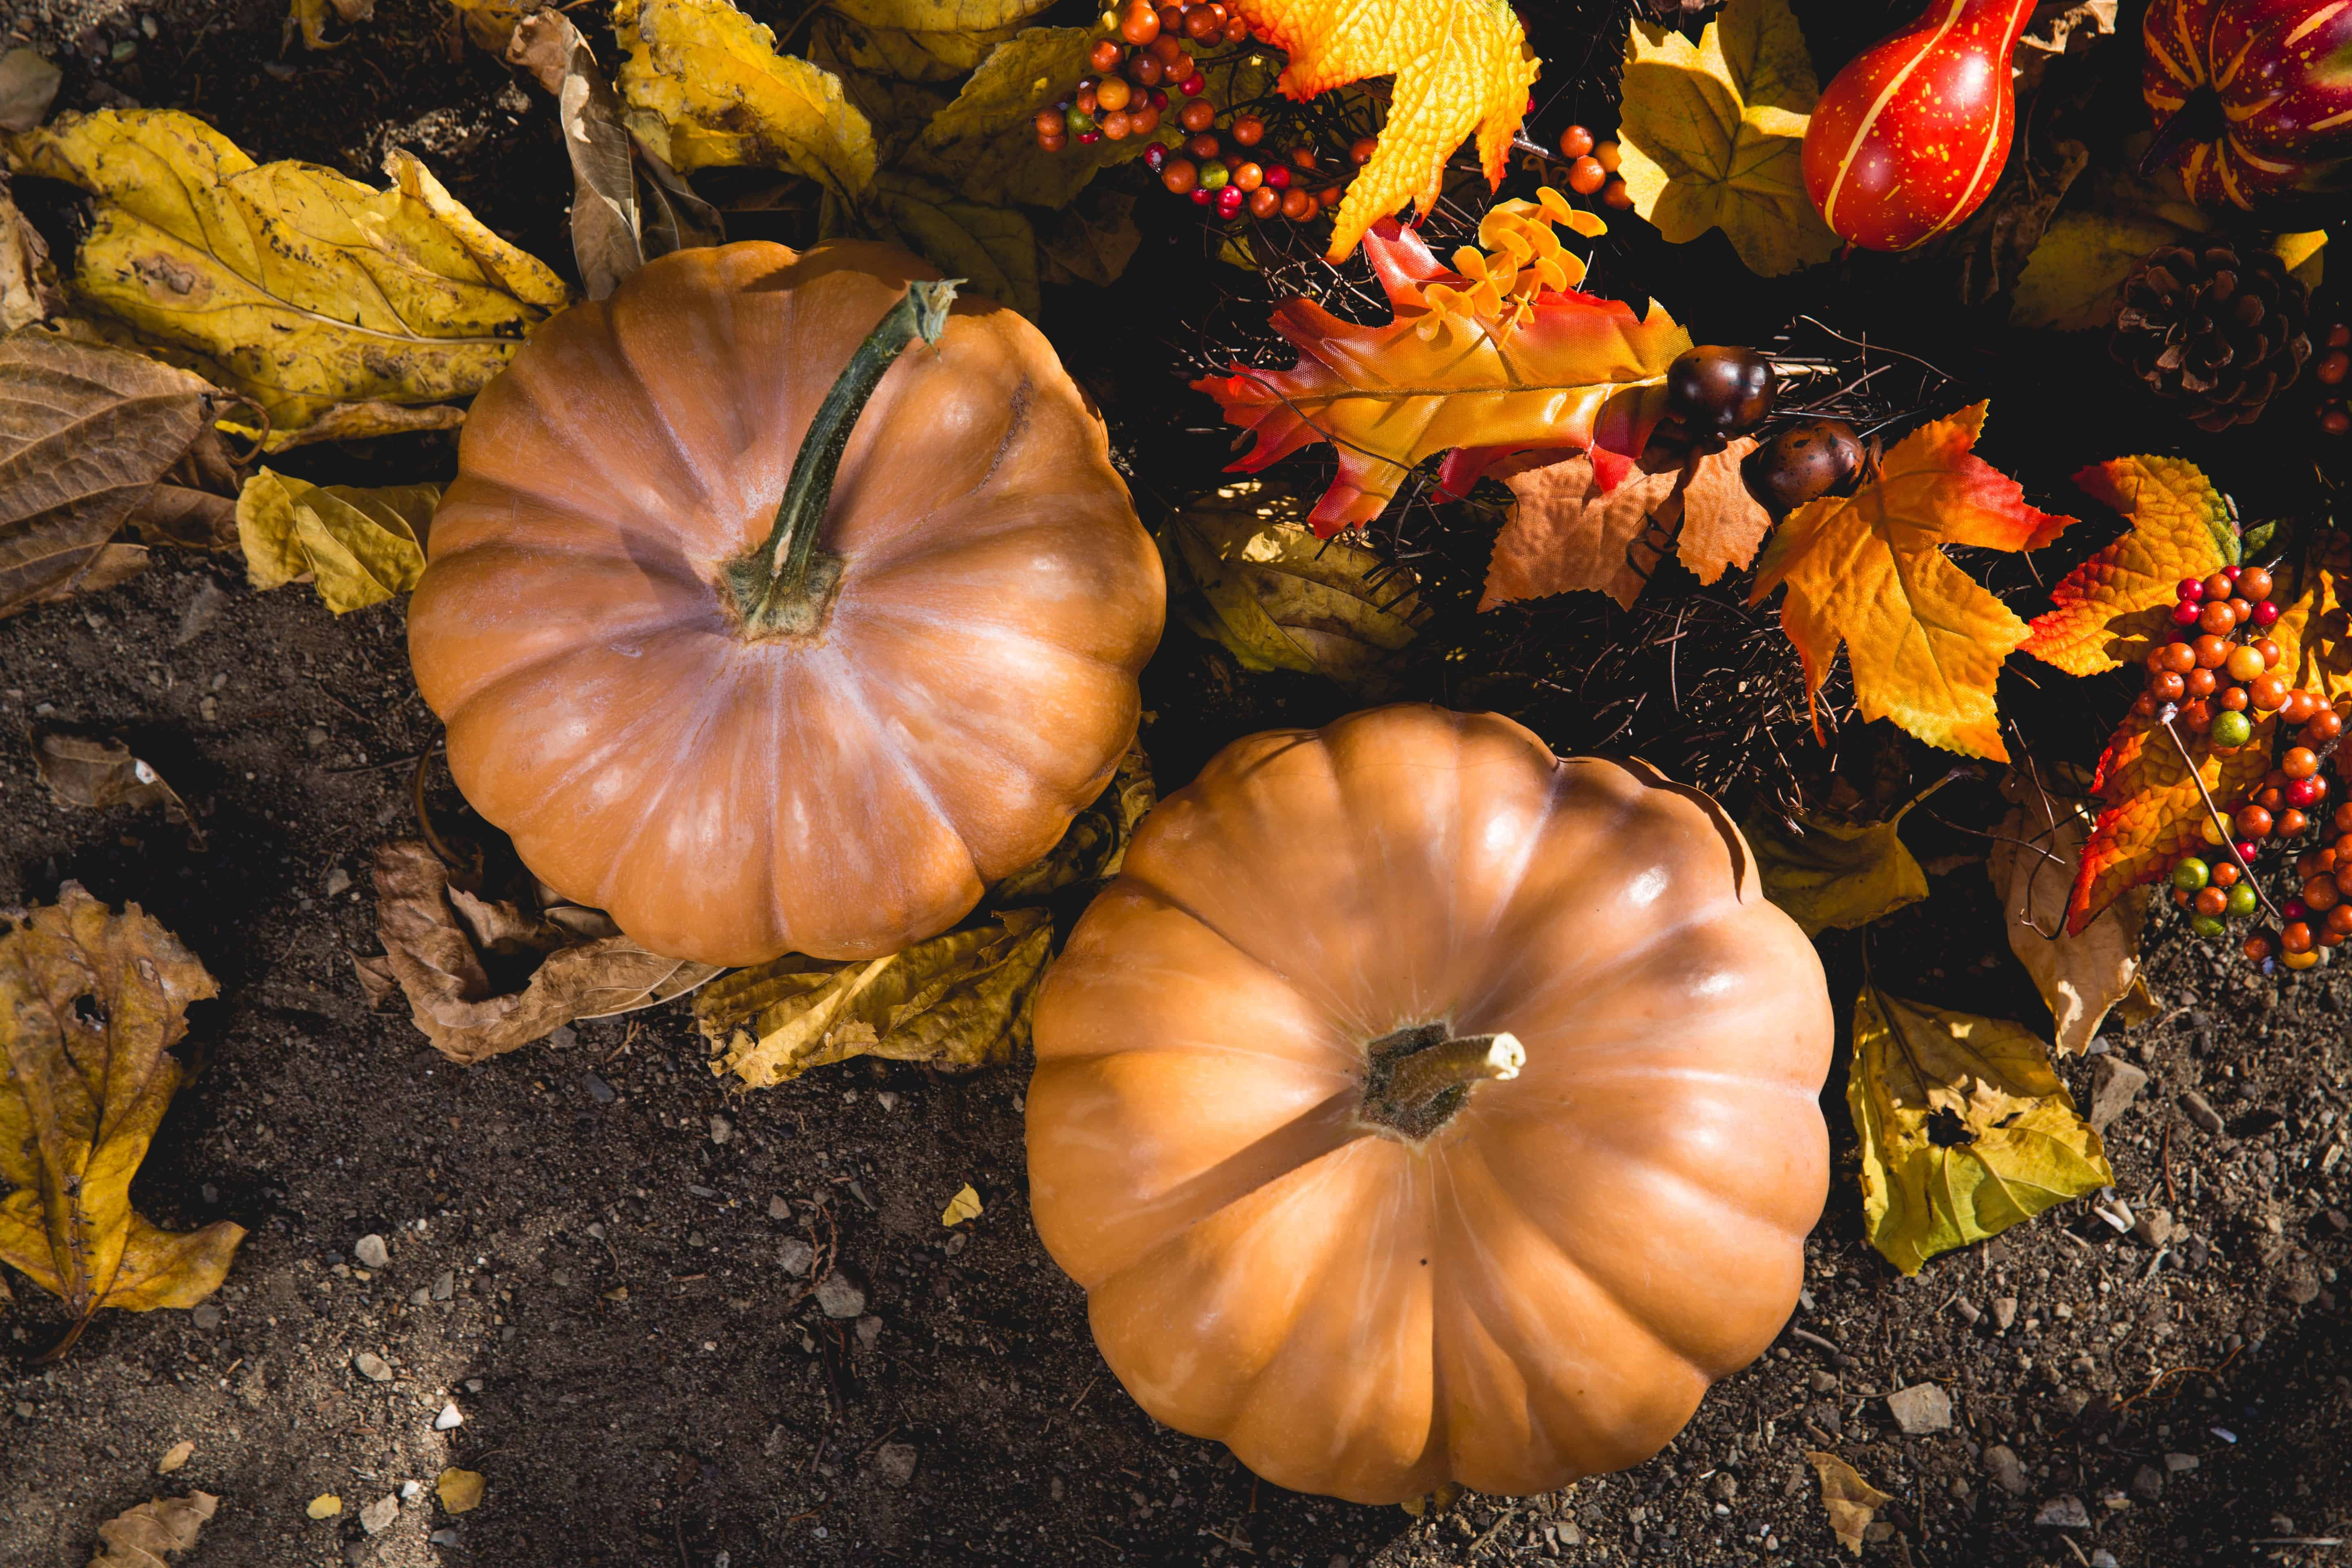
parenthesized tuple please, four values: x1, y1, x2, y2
(1027, 705, 1832, 1503)
(409, 242, 1163, 966)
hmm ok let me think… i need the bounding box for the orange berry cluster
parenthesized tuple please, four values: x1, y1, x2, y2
(2129, 565, 2285, 749)
(2317, 312, 2350, 441)
(2168, 700, 2352, 972)
(1555, 125, 1634, 212)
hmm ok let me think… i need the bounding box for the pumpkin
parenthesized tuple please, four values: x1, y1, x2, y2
(1027, 705, 1833, 1503)
(2142, 0, 2352, 211)
(408, 242, 1163, 967)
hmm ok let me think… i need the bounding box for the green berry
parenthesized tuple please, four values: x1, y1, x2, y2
(2226, 882, 2258, 918)
(1199, 158, 1231, 190)
(2189, 913, 2227, 938)
(2209, 709, 2254, 748)
(2171, 858, 2211, 891)
(1065, 107, 1096, 135)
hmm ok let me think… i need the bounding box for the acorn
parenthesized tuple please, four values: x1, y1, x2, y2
(1746, 417, 1864, 514)
(1665, 345, 1777, 438)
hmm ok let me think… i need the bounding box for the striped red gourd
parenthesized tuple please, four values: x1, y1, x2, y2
(1800, 0, 2038, 252)
(2143, 0, 2352, 211)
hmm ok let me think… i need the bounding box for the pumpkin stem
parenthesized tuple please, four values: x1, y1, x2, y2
(1356, 1027, 1523, 1140)
(724, 277, 962, 637)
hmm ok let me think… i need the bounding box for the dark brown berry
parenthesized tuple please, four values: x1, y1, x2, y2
(1744, 417, 1861, 514)
(1668, 345, 1777, 438)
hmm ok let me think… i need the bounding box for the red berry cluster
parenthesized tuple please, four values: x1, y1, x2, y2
(1554, 125, 1634, 212)
(2129, 565, 2287, 747)
(2316, 311, 2350, 441)
(1150, 127, 1363, 224)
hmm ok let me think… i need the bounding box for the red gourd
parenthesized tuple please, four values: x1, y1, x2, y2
(1802, 0, 2038, 252)
(2143, 0, 2352, 211)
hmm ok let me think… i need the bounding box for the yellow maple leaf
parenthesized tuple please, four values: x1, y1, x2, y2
(0, 884, 244, 1354)
(1230, 0, 1538, 261)
(1748, 403, 2074, 762)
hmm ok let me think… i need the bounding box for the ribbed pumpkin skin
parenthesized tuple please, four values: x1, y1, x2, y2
(408, 242, 1163, 967)
(1801, 0, 2036, 251)
(1027, 706, 1833, 1504)
(2143, 0, 2352, 209)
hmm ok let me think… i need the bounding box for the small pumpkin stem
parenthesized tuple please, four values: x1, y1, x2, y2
(1357, 1027, 1523, 1139)
(725, 277, 960, 636)
(2136, 87, 2219, 179)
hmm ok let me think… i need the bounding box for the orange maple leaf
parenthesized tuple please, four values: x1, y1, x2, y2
(1231, 0, 1539, 261)
(1747, 403, 2073, 762)
(2068, 539, 2352, 931)
(2020, 457, 2237, 676)
(1480, 437, 1767, 610)
(1194, 211, 1691, 535)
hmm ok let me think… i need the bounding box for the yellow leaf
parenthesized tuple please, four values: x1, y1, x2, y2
(1616, 0, 1840, 277)
(901, 27, 1158, 209)
(940, 1183, 982, 1226)
(444, 0, 542, 52)
(1160, 481, 1427, 696)
(699, 908, 1053, 1089)
(814, 0, 1056, 82)
(306, 1494, 342, 1519)
(1849, 988, 2113, 1275)
(5, 111, 567, 436)
(0, 887, 243, 1344)
(987, 739, 1154, 903)
(1988, 771, 2153, 1057)
(864, 170, 1039, 318)
(1232, 0, 1536, 260)
(156, 1440, 194, 1473)
(288, 0, 372, 50)
(614, 0, 878, 199)
(1805, 1452, 1892, 1556)
(1744, 777, 1944, 938)
(89, 1491, 217, 1567)
(435, 1468, 486, 1514)
(236, 468, 439, 614)
(1750, 403, 2073, 761)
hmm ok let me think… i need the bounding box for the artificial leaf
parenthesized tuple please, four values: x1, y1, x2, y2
(1481, 436, 1766, 610)
(0, 49, 62, 134)
(865, 171, 1038, 319)
(1988, 770, 2152, 1056)
(357, 841, 721, 1066)
(0, 331, 232, 619)
(0, 885, 245, 1342)
(435, 1468, 485, 1514)
(1196, 213, 1690, 534)
(236, 469, 439, 613)
(1229, 0, 1538, 261)
(1745, 779, 1942, 938)
(988, 740, 1154, 903)
(288, 0, 373, 51)
(614, 0, 878, 200)
(699, 907, 1053, 1089)
(89, 1490, 218, 1567)
(1850, 987, 2113, 1275)
(509, 13, 641, 301)
(444, 0, 545, 52)
(1749, 403, 2074, 761)
(1, 182, 66, 332)
(1160, 479, 1427, 695)
(31, 728, 204, 847)
(2020, 456, 2236, 675)
(900, 27, 1159, 210)
(940, 1183, 982, 1226)
(1616, 0, 1839, 278)
(1806, 1452, 1893, 1556)
(6, 112, 568, 436)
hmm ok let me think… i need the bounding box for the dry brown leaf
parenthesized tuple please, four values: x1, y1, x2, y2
(0, 331, 229, 619)
(1989, 770, 2153, 1056)
(0, 886, 245, 1352)
(1481, 437, 1763, 611)
(0, 49, 62, 134)
(154, 1441, 192, 1473)
(88, 1490, 217, 1567)
(987, 739, 1152, 904)
(360, 841, 719, 1065)
(31, 728, 205, 847)
(1, 181, 65, 332)
(1805, 1450, 1893, 1555)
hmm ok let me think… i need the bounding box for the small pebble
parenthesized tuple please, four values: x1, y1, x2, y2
(354, 1234, 389, 1270)
(855, 1314, 882, 1348)
(1886, 1382, 1953, 1435)
(2134, 1206, 2178, 1247)
(1806, 1368, 1838, 1394)
(2035, 1494, 2091, 1529)
(546, 1025, 577, 1049)
(1984, 1444, 2028, 1495)
(870, 1441, 917, 1488)
(191, 1303, 222, 1330)
(432, 1270, 454, 1302)
(359, 1494, 398, 1535)
(813, 1272, 866, 1319)
(776, 1238, 815, 1277)
(1953, 1296, 1982, 1324)
(2164, 1452, 2200, 1473)
(709, 1114, 733, 1145)
(432, 1401, 463, 1431)
(323, 866, 352, 898)
(768, 1194, 792, 1220)
(430, 1530, 461, 1547)
(1993, 1297, 2019, 1330)
(2091, 1553, 2120, 1568)
(354, 1352, 392, 1382)
(2132, 1464, 2164, 1501)
(2087, 1057, 2148, 1131)
(581, 1073, 615, 1104)
(399, 1480, 423, 1501)
(408, 1288, 431, 1307)
(2181, 1090, 2227, 1136)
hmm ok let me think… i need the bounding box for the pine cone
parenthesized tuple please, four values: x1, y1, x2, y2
(2113, 239, 2312, 431)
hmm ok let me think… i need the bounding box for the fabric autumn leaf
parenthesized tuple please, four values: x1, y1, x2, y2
(1196, 207, 1692, 535)
(1849, 987, 2112, 1275)
(1616, 0, 1840, 277)
(0, 884, 245, 1352)
(2020, 456, 2237, 675)
(1229, 0, 1537, 261)
(1479, 436, 1768, 610)
(5, 111, 568, 443)
(1749, 403, 2073, 762)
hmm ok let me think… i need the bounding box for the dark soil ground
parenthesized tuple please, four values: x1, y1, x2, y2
(3, 0, 2350, 1565)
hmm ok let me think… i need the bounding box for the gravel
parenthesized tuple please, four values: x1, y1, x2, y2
(1884, 1383, 1953, 1435)
(352, 1233, 389, 1270)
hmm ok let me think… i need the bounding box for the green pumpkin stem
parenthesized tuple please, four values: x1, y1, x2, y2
(726, 278, 961, 636)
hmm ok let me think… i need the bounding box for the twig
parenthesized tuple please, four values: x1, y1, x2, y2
(1789, 1326, 1841, 1355)
(2155, 706, 2282, 922)
(2163, 1120, 2179, 1205)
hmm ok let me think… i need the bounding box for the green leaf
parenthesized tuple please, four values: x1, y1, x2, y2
(1850, 988, 2113, 1275)
(236, 468, 439, 613)
(1160, 480, 1428, 697)
(699, 907, 1054, 1088)
(903, 27, 1154, 208)
(1744, 780, 1946, 938)
(866, 170, 1039, 319)
(1615, 0, 1839, 277)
